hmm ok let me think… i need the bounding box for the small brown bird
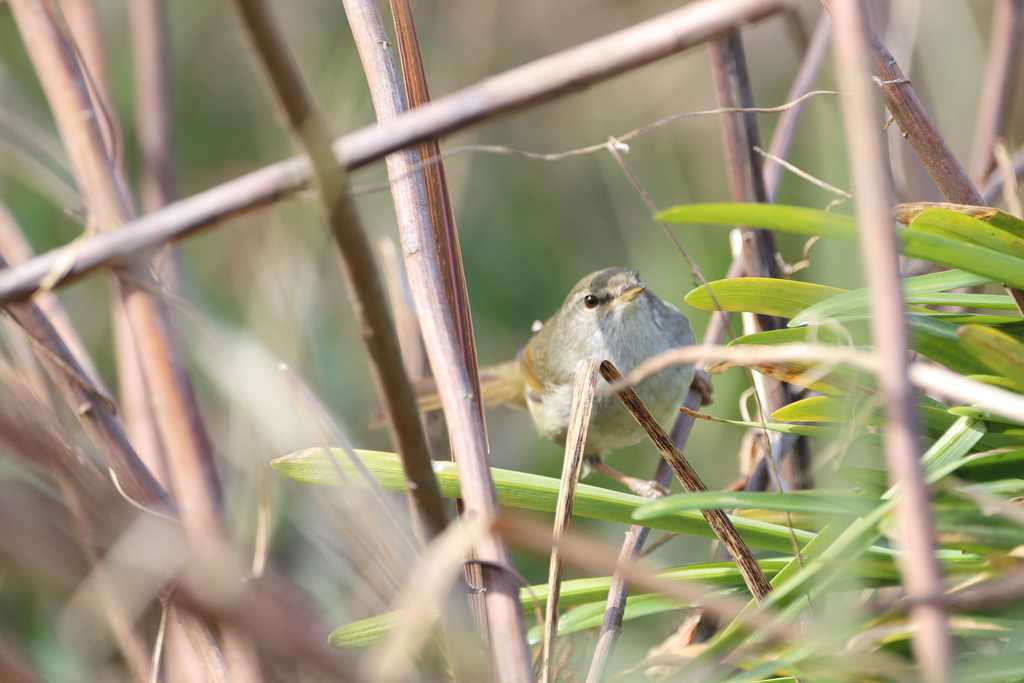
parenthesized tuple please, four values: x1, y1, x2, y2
(391, 267, 698, 494)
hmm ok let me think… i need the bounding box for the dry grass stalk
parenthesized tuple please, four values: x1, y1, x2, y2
(388, 0, 483, 426)
(831, 1, 950, 680)
(599, 361, 772, 602)
(0, 0, 787, 308)
(342, 0, 537, 674)
(541, 358, 602, 683)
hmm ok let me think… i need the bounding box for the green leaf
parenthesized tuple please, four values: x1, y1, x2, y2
(634, 491, 879, 519)
(526, 594, 692, 643)
(329, 559, 791, 648)
(730, 315, 991, 376)
(684, 413, 886, 447)
(956, 449, 1024, 482)
(910, 209, 1024, 260)
(906, 293, 1017, 310)
(934, 511, 1024, 554)
(791, 270, 994, 327)
(660, 203, 1024, 290)
(684, 278, 847, 318)
(272, 449, 819, 553)
(836, 466, 888, 493)
(658, 203, 859, 241)
(959, 324, 1024, 388)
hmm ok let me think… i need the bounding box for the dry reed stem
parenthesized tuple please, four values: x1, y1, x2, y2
(340, 0, 534, 676)
(130, 0, 176, 212)
(821, 6, 951, 674)
(0, 0, 786, 307)
(599, 362, 772, 602)
(7, 2, 270, 678)
(388, 0, 483, 427)
(541, 359, 601, 683)
(124, 0, 177, 492)
(0, 255, 171, 509)
(0, 202, 105, 392)
(8, 0, 224, 546)
(982, 143, 1024, 202)
(969, 0, 1024, 185)
(821, 0, 981, 205)
(584, 416, 679, 683)
(764, 12, 832, 201)
(228, 0, 447, 542)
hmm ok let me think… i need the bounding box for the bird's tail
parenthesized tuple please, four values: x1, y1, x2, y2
(369, 359, 526, 428)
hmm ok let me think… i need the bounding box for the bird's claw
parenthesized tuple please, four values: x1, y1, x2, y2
(693, 375, 714, 406)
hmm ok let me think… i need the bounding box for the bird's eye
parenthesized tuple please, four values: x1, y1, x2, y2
(583, 294, 600, 308)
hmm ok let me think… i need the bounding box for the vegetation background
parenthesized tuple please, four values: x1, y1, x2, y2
(0, 0, 1020, 680)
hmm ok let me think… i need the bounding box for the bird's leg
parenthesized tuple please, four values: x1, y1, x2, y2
(586, 457, 670, 499)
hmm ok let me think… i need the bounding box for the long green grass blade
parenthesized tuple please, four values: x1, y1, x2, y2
(635, 491, 879, 519)
(791, 269, 994, 327)
(272, 449, 817, 553)
(959, 324, 1024, 389)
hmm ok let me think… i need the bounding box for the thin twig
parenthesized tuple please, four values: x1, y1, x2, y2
(755, 146, 852, 198)
(823, 5, 947, 676)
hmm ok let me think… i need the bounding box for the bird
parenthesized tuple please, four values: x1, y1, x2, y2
(383, 267, 699, 495)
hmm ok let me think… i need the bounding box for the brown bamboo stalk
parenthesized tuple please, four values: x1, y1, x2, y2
(969, 0, 1024, 185)
(764, 11, 832, 201)
(227, 0, 448, 543)
(0, 0, 786, 307)
(599, 361, 772, 602)
(337, 0, 532, 677)
(831, 1, 950, 680)
(541, 359, 601, 683)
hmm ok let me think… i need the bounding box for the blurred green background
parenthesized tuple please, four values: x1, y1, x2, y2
(0, 0, 1016, 679)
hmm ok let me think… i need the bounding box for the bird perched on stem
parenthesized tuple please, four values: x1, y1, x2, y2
(378, 267, 701, 496)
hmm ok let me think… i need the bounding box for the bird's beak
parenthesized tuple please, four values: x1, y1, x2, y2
(607, 282, 646, 307)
